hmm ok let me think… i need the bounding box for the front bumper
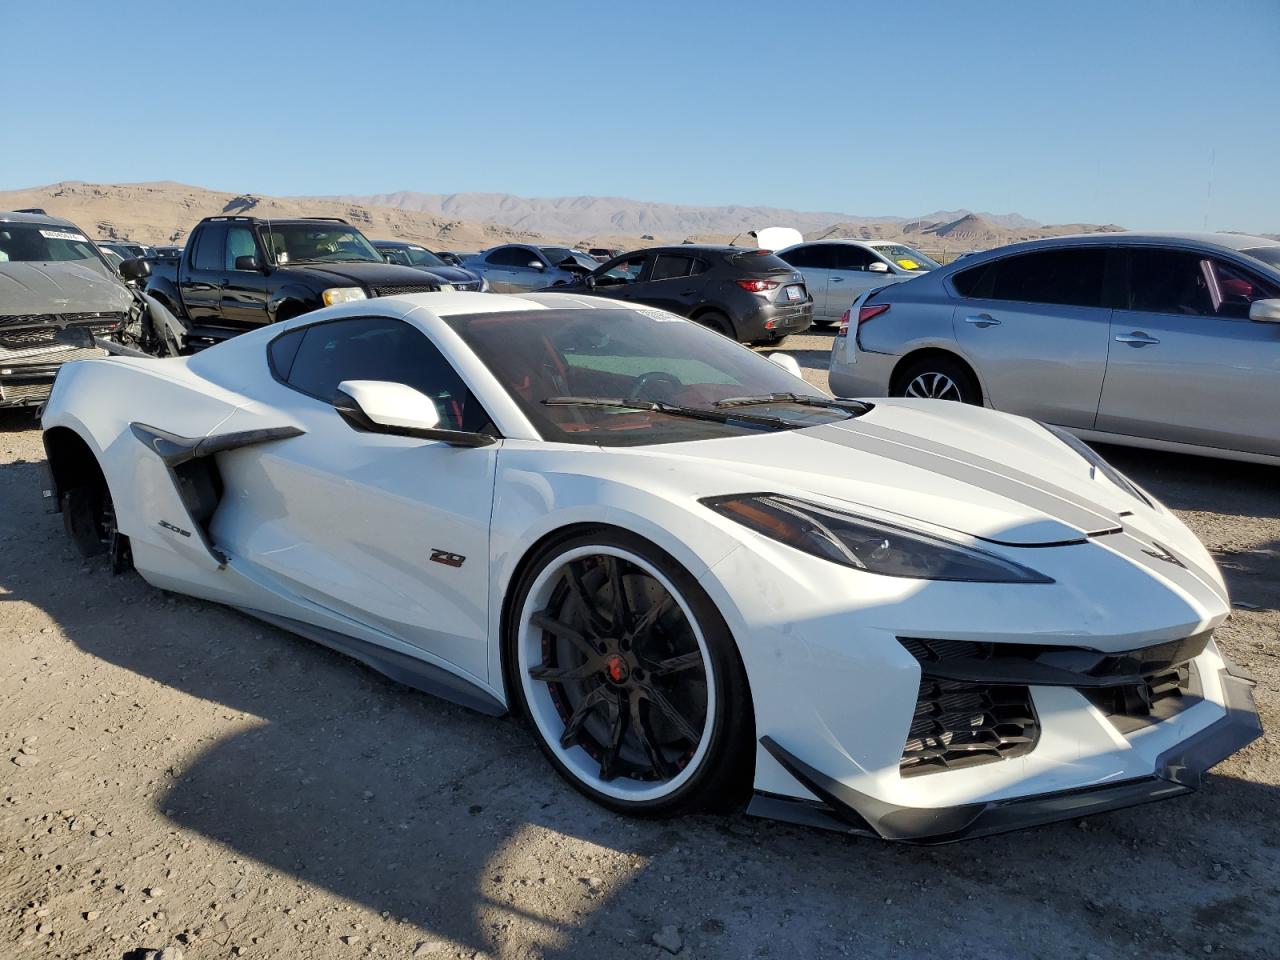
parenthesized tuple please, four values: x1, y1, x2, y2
(749, 659, 1261, 843)
(0, 361, 61, 407)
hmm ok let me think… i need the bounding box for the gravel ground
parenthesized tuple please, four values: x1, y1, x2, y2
(2, 328, 1277, 960)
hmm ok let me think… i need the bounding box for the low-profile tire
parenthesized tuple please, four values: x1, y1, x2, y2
(893, 354, 981, 404)
(507, 528, 754, 817)
(694, 310, 735, 340)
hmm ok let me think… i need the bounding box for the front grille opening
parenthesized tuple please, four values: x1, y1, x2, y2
(902, 677, 1038, 776)
(899, 639, 1039, 777)
(1082, 661, 1201, 734)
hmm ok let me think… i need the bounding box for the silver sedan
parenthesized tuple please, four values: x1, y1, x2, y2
(828, 232, 1280, 465)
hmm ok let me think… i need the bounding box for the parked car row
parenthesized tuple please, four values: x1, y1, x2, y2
(828, 231, 1280, 465)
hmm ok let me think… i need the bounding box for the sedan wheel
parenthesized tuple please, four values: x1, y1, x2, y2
(905, 371, 964, 401)
(511, 533, 752, 814)
(893, 356, 981, 405)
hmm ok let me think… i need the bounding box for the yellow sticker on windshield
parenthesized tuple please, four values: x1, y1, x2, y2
(896, 258, 919, 270)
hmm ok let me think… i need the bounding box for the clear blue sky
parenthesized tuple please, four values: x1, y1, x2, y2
(3, 0, 1277, 231)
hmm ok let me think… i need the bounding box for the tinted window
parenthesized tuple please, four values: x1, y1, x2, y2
(830, 245, 877, 272)
(487, 246, 537, 267)
(1126, 248, 1280, 318)
(952, 261, 995, 298)
(778, 245, 833, 270)
(727, 250, 796, 274)
(1242, 245, 1280, 270)
(192, 223, 227, 271)
(226, 226, 259, 270)
(651, 254, 694, 281)
(689, 258, 710, 276)
(281, 317, 486, 430)
(268, 328, 306, 380)
(988, 249, 1107, 307)
(0, 223, 102, 263)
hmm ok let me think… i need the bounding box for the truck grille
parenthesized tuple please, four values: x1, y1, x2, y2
(371, 284, 440, 297)
(0, 312, 125, 352)
(899, 638, 1039, 777)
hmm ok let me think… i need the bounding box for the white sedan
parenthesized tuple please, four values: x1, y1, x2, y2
(40, 291, 1260, 842)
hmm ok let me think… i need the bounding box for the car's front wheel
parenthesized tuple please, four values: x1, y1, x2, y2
(508, 529, 753, 816)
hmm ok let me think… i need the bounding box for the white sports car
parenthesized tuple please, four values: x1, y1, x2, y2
(40, 291, 1260, 843)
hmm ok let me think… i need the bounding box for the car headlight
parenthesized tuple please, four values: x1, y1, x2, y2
(321, 287, 368, 306)
(702, 494, 1052, 583)
(1040, 423, 1152, 507)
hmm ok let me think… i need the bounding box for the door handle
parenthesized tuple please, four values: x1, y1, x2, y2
(1115, 332, 1160, 346)
(964, 314, 1000, 327)
(830, 276, 844, 282)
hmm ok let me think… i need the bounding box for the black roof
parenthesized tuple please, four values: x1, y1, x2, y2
(197, 215, 351, 226)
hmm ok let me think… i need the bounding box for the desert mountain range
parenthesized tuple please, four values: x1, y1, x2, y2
(1, 180, 1127, 256)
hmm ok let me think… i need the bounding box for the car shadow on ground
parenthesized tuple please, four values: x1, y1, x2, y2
(2, 430, 1279, 958)
(760, 326, 836, 373)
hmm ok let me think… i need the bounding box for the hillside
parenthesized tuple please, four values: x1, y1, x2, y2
(0, 181, 536, 250)
(2, 180, 1127, 257)
(319, 189, 1053, 243)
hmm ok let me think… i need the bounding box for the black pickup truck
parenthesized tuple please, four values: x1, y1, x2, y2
(145, 216, 444, 347)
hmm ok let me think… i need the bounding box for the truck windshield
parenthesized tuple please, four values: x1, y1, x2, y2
(265, 224, 383, 265)
(0, 223, 102, 263)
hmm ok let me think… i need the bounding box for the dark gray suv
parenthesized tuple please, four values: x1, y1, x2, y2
(554, 244, 813, 345)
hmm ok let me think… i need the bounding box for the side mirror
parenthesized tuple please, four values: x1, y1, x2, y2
(234, 255, 261, 271)
(119, 257, 151, 281)
(332, 380, 494, 447)
(1249, 298, 1280, 323)
(867, 261, 890, 274)
(528, 260, 546, 270)
(585, 275, 597, 290)
(384, 254, 396, 264)
(767, 352, 804, 379)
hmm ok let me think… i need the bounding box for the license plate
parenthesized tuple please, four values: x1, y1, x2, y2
(785, 285, 804, 302)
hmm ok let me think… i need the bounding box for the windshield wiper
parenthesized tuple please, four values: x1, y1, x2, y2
(714, 392, 872, 413)
(544, 396, 790, 431)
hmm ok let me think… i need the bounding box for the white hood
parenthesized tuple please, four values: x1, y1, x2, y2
(634, 400, 1143, 548)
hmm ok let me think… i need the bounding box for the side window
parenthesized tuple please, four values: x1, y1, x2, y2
(225, 226, 260, 271)
(191, 223, 228, 271)
(268, 328, 306, 381)
(778, 245, 832, 270)
(650, 254, 694, 282)
(276, 317, 488, 431)
(1126, 249, 1280, 318)
(689, 258, 710, 276)
(830, 245, 876, 272)
(988, 249, 1107, 307)
(1125, 249, 1212, 316)
(487, 246, 535, 267)
(599, 255, 647, 286)
(1208, 258, 1280, 317)
(952, 261, 995, 298)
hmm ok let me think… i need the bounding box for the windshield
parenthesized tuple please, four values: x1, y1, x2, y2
(1242, 245, 1280, 270)
(401, 245, 447, 268)
(265, 223, 382, 265)
(444, 306, 856, 446)
(540, 246, 594, 269)
(868, 244, 941, 271)
(0, 222, 103, 263)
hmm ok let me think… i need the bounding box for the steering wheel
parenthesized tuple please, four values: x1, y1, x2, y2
(626, 371, 684, 404)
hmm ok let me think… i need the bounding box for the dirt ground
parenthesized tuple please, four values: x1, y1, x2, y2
(2, 328, 1277, 960)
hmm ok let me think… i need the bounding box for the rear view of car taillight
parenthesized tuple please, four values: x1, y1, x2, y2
(837, 309, 851, 337)
(735, 278, 780, 293)
(858, 303, 890, 326)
